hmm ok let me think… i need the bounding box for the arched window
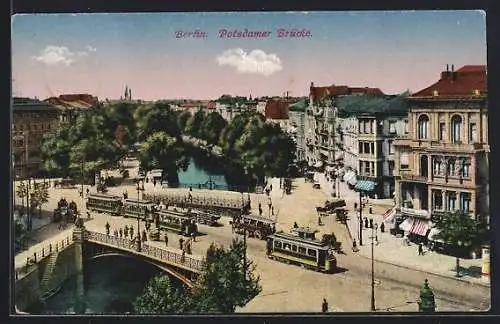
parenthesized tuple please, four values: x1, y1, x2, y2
(418, 115, 429, 139)
(451, 115, 462, 143)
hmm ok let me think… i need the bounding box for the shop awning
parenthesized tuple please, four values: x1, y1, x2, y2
(382, 207, 397, 223)
(355, 180, 376, 192)
(399, 217, 413, 232)
(427, 227, 444, 243)
(410, 218, 429, 236)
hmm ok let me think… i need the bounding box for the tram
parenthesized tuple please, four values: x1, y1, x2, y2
(122, 198, 155, 220)
(189, 210, 221, 226)
(266, 227, 337, 273)
(232, 214, 276, 240)
(86, 193, 122, 215)
(156, 209, 197, 236)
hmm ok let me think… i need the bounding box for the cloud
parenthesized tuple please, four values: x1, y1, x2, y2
(32, 46, 76, 66)
(216, 48, 283, 76)
(32, 45, 97, 66)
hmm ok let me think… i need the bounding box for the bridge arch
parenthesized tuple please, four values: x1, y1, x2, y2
(86, 252, 195, 288)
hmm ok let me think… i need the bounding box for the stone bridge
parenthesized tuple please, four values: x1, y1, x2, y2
(84, 230, 205, 287)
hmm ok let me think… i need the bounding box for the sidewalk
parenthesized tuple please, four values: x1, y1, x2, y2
(319, 176, 489, 287)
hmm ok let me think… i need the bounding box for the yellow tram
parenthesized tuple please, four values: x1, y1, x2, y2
(155, 209, 196, 236)
(86, 193, 122, 215)
(266, 228, 337, 273)
(122, 198, 155, 220)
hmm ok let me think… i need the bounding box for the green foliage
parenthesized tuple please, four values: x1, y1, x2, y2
(177, 110, 192, 133)
(185, 110, 206, 137)
(30, 182, 50, 215)
(133, 238, 261, 314)
(16, 182, 27, 200)
(198, 112, 228, 145)
(192, 238, 262, 313)
(135, 102, 180, 141)
(134, 275, 194, 314)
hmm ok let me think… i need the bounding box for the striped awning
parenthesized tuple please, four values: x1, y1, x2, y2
(399, 218, 413, 232)
(355, 180, 376, 192)
(409, 218, 430, 236)
(382, 207, 397, 223)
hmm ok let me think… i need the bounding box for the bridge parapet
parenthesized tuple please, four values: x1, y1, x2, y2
(85, 230, 205, 273)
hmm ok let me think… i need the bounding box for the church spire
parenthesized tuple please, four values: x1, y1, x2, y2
(124, 85, 129, 100)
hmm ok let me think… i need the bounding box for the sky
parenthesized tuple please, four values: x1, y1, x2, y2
(11, 11, 487, 100)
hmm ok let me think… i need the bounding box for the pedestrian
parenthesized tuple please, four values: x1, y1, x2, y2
(129, 227, 134, 240)
(142, 230, 147, 242)
(181, 249, 186, 263)
(271, 206, 274, 216)
(86, 188, 90, 195)
(58, 220, 63, 230)
(322, 298, 328, 313)
(318, 216, 322, 226)
(119, 228, 123, 238)
(191, 230, 196, 242)
(105, 222, 110, 235)
(124, 226, 129, 238)
(293, 222, 299, 229)
(259, 205, 263, 216)
(369, 218, 373, 229)
(164, 233, 169, 247)
(179, 237, 184, 250)
(418, 243, 424, 256)
(153, 179, 157, 187)
(79, 188, 83, 197)
(380, 222, 385, 233)
(114, 229, 118, 237)
(352, 239, 358, 252)
(270, 184, 273, 191)
(364, 217, 369, 229)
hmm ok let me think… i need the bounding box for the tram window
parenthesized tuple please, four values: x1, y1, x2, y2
(291, 245, 298, 252)
(283, 243, 291, 251)
(307, 249, 317, 258)
(274, 241, 282, 249)
(298, 246, 307, 254)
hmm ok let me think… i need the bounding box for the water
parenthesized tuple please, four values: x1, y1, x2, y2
(177, 159, 227, 188)
(36, 255, 181, 314)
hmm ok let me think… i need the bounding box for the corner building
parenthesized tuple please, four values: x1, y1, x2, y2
(393, 65, 489, 230)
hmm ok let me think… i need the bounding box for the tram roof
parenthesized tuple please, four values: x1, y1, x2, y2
(124, 198, 154, 204)
(242, 214, 276, 224)
(88, 193, 121, 200)
(157, 209, 191, 219)
(269, 232, 329, 249)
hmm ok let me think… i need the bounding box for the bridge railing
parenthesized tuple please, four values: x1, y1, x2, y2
(14, 235, 73, 281)
(86, 231, 204, 272)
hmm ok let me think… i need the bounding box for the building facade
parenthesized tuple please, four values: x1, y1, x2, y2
(393, 65, 489, 232)
(305, 83, 385, 169)
(44, 94, 99, 124)
(12, 97, 60, 178)
(215, 96, 257, 122)
(335, 94, 409, 198)
(288, 99, 308, 162)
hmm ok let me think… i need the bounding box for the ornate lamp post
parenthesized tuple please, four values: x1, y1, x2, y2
(370, 222, 376, 311)
(359, 190, 363, 246)
(418, 279, 436, 312)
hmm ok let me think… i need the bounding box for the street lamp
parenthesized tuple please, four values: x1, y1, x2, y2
(370, 222, 376, 311)
(135, 177, 142, 252)
(359, 190, 363, 246)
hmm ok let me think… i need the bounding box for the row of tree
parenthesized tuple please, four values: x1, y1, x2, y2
(40, 101, 297, 186)
(134, 239, 261, 314)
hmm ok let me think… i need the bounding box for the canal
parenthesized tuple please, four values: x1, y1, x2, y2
(31, 255, 182, 314)
(175, 158, 228, 189)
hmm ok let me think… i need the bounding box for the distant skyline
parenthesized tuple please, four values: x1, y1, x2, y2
(12, 11, 486, 100)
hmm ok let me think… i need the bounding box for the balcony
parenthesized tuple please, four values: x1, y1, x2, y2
(400, 172, 428, 183)
(411, 140, 486, 153)
(401, 207, 430, 219)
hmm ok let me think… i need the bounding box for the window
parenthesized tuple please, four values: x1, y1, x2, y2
(370, 143, 375, 155)
(451, 115, 462, 143)
(447, 159, 456, 176)
(274, 241, 282, 249)
(388, 161, 395, 176)
(439, 122, 446, 141)
(291, 245, 298, 252)
(364, 143, 370, 154)
(371, 162, 375, 176)
(433, 190, 443, 210)
(418, 115, 429, 139)
(460, 192, 471, 213)
(283, 243, 291, 250)
(469, 123, 477, 143)
(462, 161, 470, 178)
(307, 249, 317, 258)
(404, 120, 409, 134)
(388, 141, 394, 154)
(364, 162, 370, 175)
(400, 152, 409, 169)
(368, 121, 373, 134)
(433, 158, 442, 175)
(298, 246, 306, 254)
(389, 121, 396, 134)
(447, 192, 457, 211)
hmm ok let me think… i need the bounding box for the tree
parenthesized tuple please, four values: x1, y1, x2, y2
(134, 275, 194, 314)
(198, 112, 228, 145)
(30, 182, 50, 217)
(185, 110, 206, 137)
(192, 238, 262, 313)
(135, 102, 180, 141)
(433, 210, 486, 277)
(15, 182, 27, 210)
(177, 110, 192, 133)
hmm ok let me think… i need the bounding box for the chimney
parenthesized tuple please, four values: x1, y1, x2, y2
(446, 64, 449, 72)
(310, 82, 314, 88)
(451, 64, 456, 81)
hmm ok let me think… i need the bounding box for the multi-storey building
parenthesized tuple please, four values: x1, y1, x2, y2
(305, 83, 384, 169)
(393, 65, 488, 235)
(335, 94, 409, 198)
(215, 95, 257, 122)
(288, 99, 308, 162)
(12, 97, 60, 178)
(44, 94, 99, 124)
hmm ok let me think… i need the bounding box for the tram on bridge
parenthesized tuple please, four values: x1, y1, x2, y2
(232, 214, 276, 240)
(266, 227, 338, 273)
(156, 209, 197, 236)
(86, 193, 122, 215)
(122, 198, 155, 220)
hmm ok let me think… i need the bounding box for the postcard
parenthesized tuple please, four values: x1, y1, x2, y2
(11, 11, 490, 315)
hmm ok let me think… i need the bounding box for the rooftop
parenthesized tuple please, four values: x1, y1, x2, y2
(44, 94, 99, 110)
(12, 97, 59, 112)
(288, 98, 309, 112)
(265, 99, 292, 120)
(411, 65, 487, 98)
(310, 83, 385, 102)
(336, 93, 409, 117)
